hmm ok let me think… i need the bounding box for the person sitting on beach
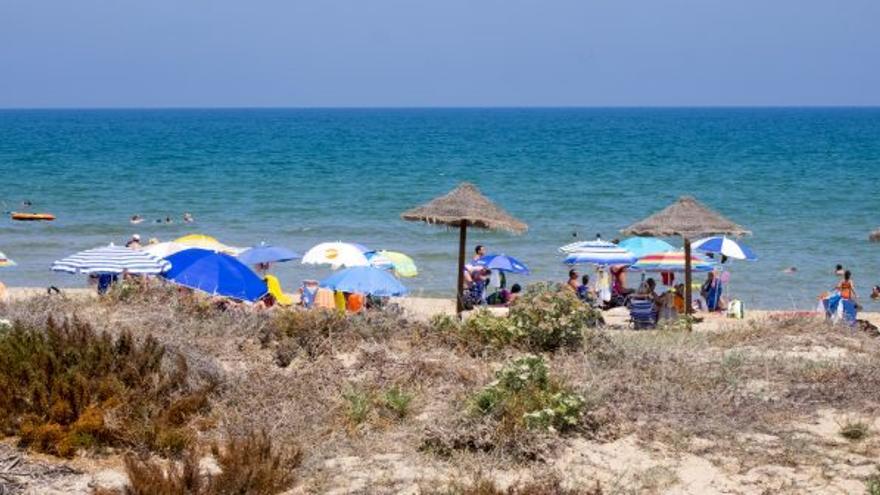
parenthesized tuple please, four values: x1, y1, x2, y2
(673, 283, 686, 314)
(565, 269, 580, 293)
(635, 278, 658, 301)
(577, 274, 595, 303)
(836, 270, 857, 301)
(126, 234, 142, 250)
(506, 284, 522, 305)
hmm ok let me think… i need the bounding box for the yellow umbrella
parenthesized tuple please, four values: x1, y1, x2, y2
(174, 234, 242, 255)
(375, 250, 418, 278)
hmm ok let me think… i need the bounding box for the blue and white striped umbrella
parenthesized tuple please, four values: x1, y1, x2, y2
(561, 239, 637, 266)
(52, 245, 171, 275)
(692, 236, 757, 261)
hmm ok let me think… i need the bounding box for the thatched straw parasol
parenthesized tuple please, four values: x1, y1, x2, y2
(402, 182, 527, 314)
(870, 228, 880, 242)
(621, 196, 750, 315)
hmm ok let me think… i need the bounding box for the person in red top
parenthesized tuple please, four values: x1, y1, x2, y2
(837, 270, 858, 301)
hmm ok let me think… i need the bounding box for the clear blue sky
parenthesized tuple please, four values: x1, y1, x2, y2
(2, 0, 878, 107)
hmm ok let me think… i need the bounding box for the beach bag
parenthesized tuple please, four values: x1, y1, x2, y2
(726, 299, 744, 319)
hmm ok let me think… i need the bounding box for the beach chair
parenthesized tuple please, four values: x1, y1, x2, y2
(265, 274, 293, 306)
(629, 298, 657, 329)
(300, 280, 319, 308)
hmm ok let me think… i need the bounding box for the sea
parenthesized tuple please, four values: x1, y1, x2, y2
(1, 108, 878, 309)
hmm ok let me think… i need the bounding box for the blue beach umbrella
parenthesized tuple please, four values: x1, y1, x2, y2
(319, 266, 408, 296)
(163, 248, 268, 302)
(237, 243, 301, 265)
(618, 237, 676, 259)
(474, 254, 530, 274)
(692, 236, 757, 261)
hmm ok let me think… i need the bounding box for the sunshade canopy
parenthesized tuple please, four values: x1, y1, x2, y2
(692, 236, 757, 261)
(302, 242, 371, 269)
(621, 196, 750, 238)
(52, 245, 170, 275)
(162, 248, 267, 302)
(319, 266, 408, 297)
(237, 244, 301, 265)
(475, 254, 530, 274)
(401, 182, 527, 233)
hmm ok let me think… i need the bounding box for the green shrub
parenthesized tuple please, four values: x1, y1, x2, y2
(866, 467, 880, 495)
(470, 355, 585, 434)
(439, 285, 602, 354)
(507, 284, 601, 352)
(381, 386, 414, 419)
(839, 418, 870, 441)
(0, 318, 214, 457)
(343, 387, 373, 427)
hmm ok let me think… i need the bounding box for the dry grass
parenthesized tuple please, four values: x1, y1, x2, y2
(4, 286, 880, 493)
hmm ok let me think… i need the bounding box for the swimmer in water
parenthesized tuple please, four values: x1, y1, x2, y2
(871, 286, 880, 301)
(782, 267, 798, 274)
(130, 215, 144, 224)
(165, 216, 173, 224)
(183, 212, 194, 223)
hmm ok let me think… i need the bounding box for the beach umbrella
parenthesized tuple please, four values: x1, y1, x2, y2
(628, 251, 716, 273)
(142, 241, 189, 259)
(622, 196, 750, 315)
(319, 266, 408, 296)
(561, 238, 637, 266)
(692, 236, 757, 261)
(237, 243, 301, 265)
(302, 242, 371, 269)
(51, 244, 171, 275)
(0, 251, 16, 267)
(162, 248, 267, 302)
(475, 254, 530, 274)
(617, 237, 676, 259)
(401, 183, 527, 314)
(174, 234, 243, 255)
(366, 250, 418, 278)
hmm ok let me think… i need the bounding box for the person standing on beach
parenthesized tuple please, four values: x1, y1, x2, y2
(565, 269, 580, 293)
(837, 270, 857, 302)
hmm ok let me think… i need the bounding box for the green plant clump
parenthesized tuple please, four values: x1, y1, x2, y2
(470, 355, 585, 434)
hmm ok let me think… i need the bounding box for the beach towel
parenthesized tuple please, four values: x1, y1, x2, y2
(347, 293, 365, 312)
(265, 274, 293, 306)
(596, 269, 611, 303)
(706, 281, 723, 312)
(334, 291, 346, 312)
(314, 288, 335, 309)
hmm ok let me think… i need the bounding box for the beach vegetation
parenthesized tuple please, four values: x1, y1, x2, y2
(470, 355, 586, 434)
(381, 386, 414, 419)
(0, 317, 214, 457)
(98, 430, 300, 495)
(838, 417, 870, 441)
(443, 284, 602, 353)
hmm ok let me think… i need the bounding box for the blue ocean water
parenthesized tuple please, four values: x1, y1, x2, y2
(1, 108, 878, 309)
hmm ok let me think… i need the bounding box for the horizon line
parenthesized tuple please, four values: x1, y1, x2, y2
(1, 104, 879, 111)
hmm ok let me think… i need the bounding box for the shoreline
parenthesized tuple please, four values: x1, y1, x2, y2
(5, 286, 879, 330)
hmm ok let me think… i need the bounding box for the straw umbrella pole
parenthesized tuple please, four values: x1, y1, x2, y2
(621, 196, 750, 316)
(401, 183, 527, 315)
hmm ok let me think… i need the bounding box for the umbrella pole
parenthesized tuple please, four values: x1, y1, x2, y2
(684, 237, 693, 318)
(456, 221, 468, 316)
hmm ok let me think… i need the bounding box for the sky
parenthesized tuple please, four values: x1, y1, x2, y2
(1, 0, 879, 108)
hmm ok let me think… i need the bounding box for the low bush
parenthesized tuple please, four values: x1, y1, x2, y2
(0, 317, 214, 457)
(838, 418, 870, 441)
(440, 472, 602, 494)
(471, 355, 585, 435)
(441, 284, 602, 354)
(103, 430, 301, 495)
(381, 386, 414, 419)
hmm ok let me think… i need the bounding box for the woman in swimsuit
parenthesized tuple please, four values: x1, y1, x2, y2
(837, 270, 857, 301)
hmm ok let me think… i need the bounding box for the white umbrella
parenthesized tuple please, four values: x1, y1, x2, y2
(52, 244, 171, 275)
(302, 242, 371, 269)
